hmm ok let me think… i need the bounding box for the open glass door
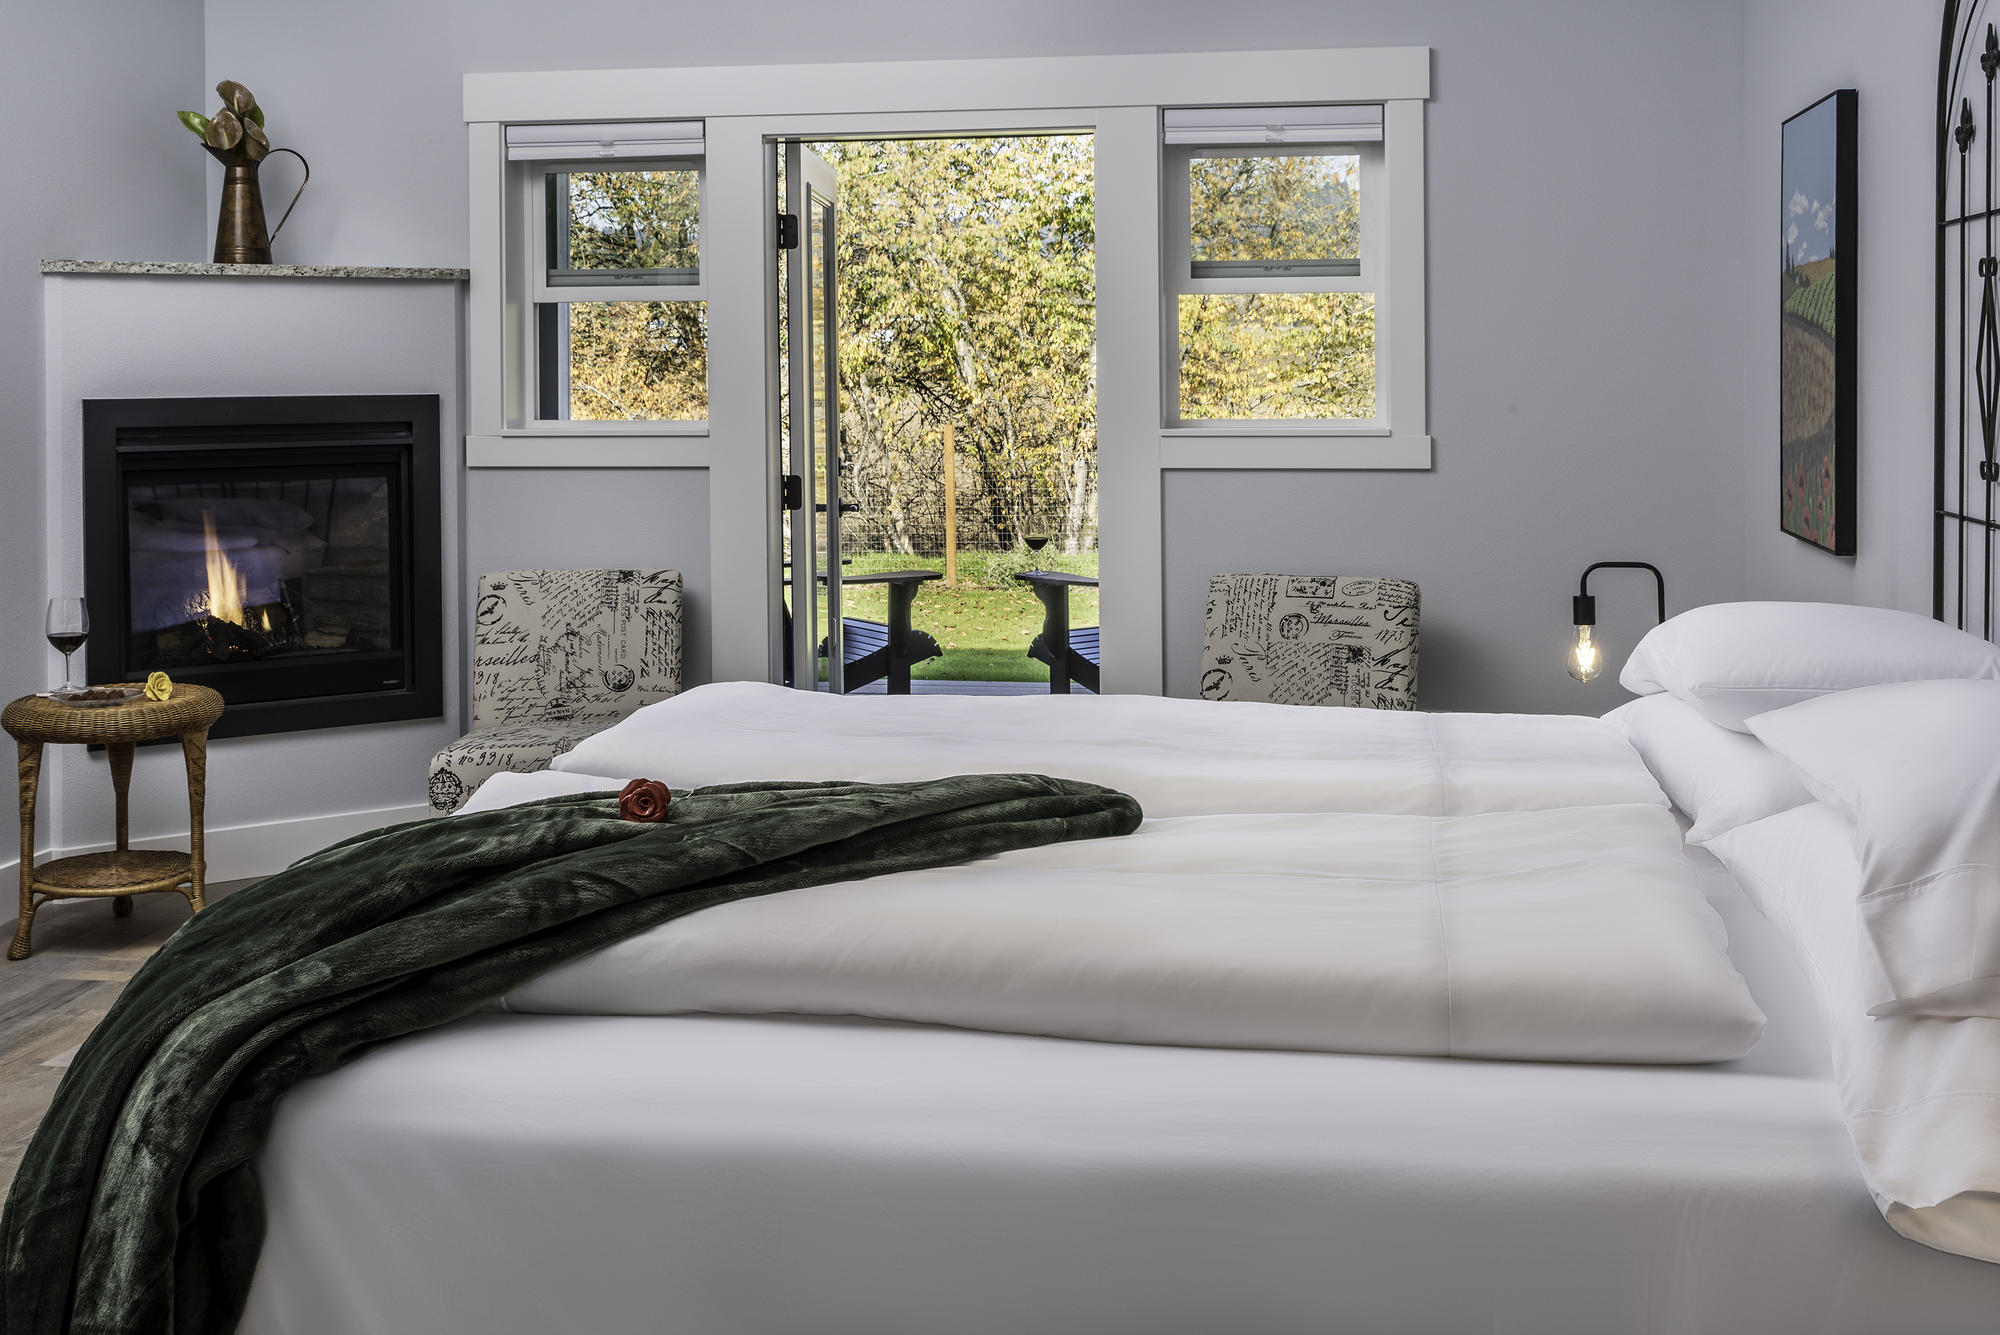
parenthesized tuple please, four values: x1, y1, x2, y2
(782, 143, 841, 691)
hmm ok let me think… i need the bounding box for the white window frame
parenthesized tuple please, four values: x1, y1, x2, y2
(511, 153, 712, 431)
(1164, 135, 1385, 433)
(529, 157, 706, 304)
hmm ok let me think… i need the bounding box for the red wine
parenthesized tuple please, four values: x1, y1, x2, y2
(47, 633, 86, 656)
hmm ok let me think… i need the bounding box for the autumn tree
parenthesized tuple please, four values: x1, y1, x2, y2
(1178, 150, 1375, 421)
(817, 135, 1097, 555)
(560, 168, 708, 422)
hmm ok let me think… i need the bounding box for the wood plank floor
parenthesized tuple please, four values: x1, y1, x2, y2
(0, 880, 253, 1190)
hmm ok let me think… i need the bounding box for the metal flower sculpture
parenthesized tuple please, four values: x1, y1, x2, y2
(174, 81, 308, 264)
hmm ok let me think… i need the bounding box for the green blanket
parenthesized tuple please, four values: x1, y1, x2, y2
(1, 773, 1140, 1335)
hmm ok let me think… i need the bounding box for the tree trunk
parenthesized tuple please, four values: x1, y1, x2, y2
(1061, 447, 1095, 554)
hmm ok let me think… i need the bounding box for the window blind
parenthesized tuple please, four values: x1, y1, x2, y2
(505, 121, 705, 161)
(1163, 105, 1382, 146)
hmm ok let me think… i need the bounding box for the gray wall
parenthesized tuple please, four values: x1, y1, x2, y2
(23, 0, 1909, 875)
(6, 2, 1949, 728)
(0, 0, 205, 704)
(1159, 2, 1750, 712)
(38, 273, 465, 860)
(1738, 0, 1936, 615)
(204, 0, 1751, 715)
(463, 470, 712, 689)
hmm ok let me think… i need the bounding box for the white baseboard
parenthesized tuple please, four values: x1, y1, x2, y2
(0, 802, 429, 889)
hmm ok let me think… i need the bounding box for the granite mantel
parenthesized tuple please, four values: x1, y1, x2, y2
(42, 259, 469, 281)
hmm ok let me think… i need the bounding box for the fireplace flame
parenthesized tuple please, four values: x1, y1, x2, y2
(200, 511, 248, 628)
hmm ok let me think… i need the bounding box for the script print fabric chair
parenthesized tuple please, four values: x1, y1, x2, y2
(428, 568, 683, 814)
(1199, 573, 1419, 710)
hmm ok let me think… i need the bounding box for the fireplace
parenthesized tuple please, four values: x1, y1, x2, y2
(84, 396, 442, 739)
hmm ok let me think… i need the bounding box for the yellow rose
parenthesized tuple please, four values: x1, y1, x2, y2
(143, 672, 173, 702)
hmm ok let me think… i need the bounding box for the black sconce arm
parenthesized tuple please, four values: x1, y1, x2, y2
(1573, 561, 1667, 628)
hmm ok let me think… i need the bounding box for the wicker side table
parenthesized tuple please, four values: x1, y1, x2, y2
(1, 684, 225, 960)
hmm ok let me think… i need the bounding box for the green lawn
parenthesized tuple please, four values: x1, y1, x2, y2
(811, 549, 1099, 682)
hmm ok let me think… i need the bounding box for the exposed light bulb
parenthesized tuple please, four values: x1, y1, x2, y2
(1566, 623, 1601, 683)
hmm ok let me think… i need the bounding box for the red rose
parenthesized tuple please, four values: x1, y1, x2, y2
(618, 778, 671, 822)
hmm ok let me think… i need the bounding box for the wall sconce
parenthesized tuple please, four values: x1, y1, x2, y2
(1567, 561, 1666, 683)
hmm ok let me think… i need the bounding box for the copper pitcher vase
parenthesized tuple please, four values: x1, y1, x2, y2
(205, 146, 309, 264)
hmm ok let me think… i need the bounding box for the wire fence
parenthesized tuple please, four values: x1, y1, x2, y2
(838, 422, 1098, 566)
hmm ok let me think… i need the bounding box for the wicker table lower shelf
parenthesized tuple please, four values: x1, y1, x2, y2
(2, 684, 225, 959)
(34, 850, 196, 895)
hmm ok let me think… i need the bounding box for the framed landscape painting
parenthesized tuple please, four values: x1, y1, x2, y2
(1779, 89, 1857, 554)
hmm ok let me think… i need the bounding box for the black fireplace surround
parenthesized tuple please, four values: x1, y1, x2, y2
(84, 395, 442, 739)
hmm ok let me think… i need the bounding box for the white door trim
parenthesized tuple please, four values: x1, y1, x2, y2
(465, 47, 1430, 123)
(464, 46, 1433, 695)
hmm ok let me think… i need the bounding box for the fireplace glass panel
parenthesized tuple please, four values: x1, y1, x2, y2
(125, 477, 397, 672)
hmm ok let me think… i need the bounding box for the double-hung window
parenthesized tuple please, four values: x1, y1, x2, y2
(508, 121, 708, 425)
(1164, 105, 1385, 431)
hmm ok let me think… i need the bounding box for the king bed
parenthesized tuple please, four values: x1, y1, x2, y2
(12, 604, 2000, 1335)
(240, 858, 1996, 1335)
(222, 601, 2000, 1335)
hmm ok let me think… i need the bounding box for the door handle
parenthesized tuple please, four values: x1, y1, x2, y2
(814, 501, 862, 515)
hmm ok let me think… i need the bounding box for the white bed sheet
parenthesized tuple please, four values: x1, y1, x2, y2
(1708, 802, 2000, 1264)
(241, 846, 2000, 1335)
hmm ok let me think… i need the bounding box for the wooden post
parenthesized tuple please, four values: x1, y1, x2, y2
(107, 743, 134, 918)
(13, 741, 41, 959)
(942, 419, 958, 585)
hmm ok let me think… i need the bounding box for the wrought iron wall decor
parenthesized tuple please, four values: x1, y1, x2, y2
(1780, 90, 1857, 555)
(1940, 2, 2000, 641)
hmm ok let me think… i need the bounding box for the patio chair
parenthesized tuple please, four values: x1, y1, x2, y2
(783, 567, 945, 693)
(1016, 570, 1099, 694)
(820, 570, 945, 693)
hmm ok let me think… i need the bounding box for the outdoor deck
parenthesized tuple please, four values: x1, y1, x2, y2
(833, 680, 1093, 696)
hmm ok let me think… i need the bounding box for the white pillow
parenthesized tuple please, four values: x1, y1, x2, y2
(1747, 678, 2000, 1018)
(1619, 602, 2000, 732)
(1602, 694, 1814, 843)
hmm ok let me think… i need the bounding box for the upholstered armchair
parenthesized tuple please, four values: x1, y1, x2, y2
(428, 568, 683, 814)
(1199, 574, 1419, 709)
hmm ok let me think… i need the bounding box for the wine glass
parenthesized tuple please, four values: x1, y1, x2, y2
(46, 598, 88, 695)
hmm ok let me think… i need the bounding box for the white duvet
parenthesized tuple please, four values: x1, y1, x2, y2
(544, 681, 1672, 817)
(462, 684, 1765, 1064)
